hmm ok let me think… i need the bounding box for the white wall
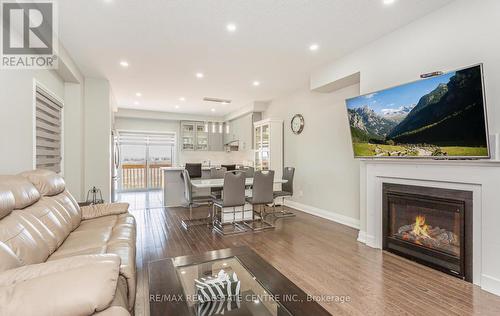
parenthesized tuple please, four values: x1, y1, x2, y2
(312, 0, 500, 131)
(263, 84, 361, 226)
(0, 43, 86, 200)
(84, 78, 112, 201)
(310, 0, 500, 232)
(0, 70, 64, 173)
(114, 116, 254, 166)
(63, 82, 85, 200)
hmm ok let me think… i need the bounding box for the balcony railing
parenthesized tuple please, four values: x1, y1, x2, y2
(120, 163, 171, 191)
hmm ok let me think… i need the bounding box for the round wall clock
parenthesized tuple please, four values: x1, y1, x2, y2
(291, 114, 305, 135)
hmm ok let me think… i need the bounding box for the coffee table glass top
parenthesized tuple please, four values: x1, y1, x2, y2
(175, 257, 292, 316)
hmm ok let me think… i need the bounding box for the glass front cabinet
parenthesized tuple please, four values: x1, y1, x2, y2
(253, 119, 283, 181)
(181, 121, 224, 151)
(181, 122, 196, 150)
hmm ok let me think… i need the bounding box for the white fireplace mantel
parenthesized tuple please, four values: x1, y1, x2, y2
(357, 159, 500, 296)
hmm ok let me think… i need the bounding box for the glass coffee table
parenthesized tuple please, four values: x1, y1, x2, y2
(149, 247, 330, 316)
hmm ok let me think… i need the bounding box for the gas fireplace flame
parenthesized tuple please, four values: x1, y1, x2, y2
(412, 215, 430, 238)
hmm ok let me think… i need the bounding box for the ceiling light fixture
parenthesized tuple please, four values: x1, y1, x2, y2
(226, 23, 237, 33)
(119, 60, 129, 67)
(179, 97, 186, 102)
(135, 92, 142, 97)
(309, 43, 319, 52)
(211, 108, 216, 112)
(252, 81, 260, 86)
(134, 101, 140, 105)
(383, 0, 396, 5)
(175, 105, 180, 109)
(196, 72, 204, 79)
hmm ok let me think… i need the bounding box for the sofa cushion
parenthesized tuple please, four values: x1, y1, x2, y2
(0, 213, 51, 265)
(48, 213, 137, 309)
(0, 186, 15, 220)
(0, 241, 21, 272)
(0, 175, 40, 209)
(19, 169, 66, 197)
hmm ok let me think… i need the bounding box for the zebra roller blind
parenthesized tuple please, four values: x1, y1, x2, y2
(35, 87, 63, 173)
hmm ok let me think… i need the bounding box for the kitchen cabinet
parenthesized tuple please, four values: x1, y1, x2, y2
(254, 119, 283, 180)
(224, 112, 261, 150)
(181, 121, 223, 151)
(208, 122, 224, 151)
(182, 113, 261, 152)
(181, 122, 196, 150)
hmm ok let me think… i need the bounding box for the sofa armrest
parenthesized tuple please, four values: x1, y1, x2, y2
(0, 254, 121, 316)
(81, 202, 129, 220)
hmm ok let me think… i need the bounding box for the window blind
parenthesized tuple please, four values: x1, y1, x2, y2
(35, 87, 63, 173)
(117, 131, 176, 145)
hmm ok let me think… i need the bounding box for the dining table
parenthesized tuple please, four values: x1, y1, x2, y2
(190, 177, 287, 188)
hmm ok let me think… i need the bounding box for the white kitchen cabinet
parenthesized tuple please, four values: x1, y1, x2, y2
(254, 119, 283, 181)
(208, 122, 224, 151)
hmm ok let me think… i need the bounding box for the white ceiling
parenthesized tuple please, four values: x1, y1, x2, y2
(58, 0, 454, 116)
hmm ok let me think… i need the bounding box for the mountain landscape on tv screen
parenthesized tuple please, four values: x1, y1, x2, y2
(347, 66, 489, 157)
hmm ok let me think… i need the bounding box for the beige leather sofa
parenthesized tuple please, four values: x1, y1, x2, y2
(0, 170, 136, 316)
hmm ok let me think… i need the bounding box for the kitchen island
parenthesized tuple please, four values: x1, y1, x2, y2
(162, 166, 212, 207)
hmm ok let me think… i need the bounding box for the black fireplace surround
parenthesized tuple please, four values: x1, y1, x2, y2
(382, 183, 473, 281)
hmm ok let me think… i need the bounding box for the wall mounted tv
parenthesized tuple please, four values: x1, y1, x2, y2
(346, 64, 490, 159)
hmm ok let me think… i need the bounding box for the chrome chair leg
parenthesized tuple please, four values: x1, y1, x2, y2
(272, 197, 295, 218)
(243, 204, 274, 231)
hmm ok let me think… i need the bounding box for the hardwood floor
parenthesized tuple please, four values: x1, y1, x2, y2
(131, 205, 500, 316)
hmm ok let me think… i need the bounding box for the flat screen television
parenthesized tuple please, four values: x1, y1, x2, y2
(346, 64, 490, 159)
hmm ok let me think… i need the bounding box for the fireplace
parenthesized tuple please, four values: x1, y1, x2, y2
(382, 183, 472, 281)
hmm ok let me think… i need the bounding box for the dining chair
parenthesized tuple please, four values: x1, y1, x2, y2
(239, 166, 255, 178)
(209, 167, 227, 200)
(180, 169, 212, 230)
(272, 167, 295, 218)
(221, 164, 236, 171)
(212, 170, 248, 235)
(244, 170, 275, 231)
(185, 163, 202, 178)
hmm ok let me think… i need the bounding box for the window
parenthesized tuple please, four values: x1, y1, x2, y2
(35, 86, 63, 173)
(116, 131, 176, 190)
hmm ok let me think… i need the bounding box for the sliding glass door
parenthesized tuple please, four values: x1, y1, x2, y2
(117, 132, 176, 191)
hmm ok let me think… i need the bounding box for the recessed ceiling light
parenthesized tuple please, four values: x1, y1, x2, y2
(175, 105, 180, 109)
(119, 60, 129, 67)
(383, 0, 395, 4)
(196, 72, 204, 79)
(135, 92, 142, 97)
(309, 44, 319, 52)
(134, 101, 139, 105)
(179, 97, 186, 102)
(211, 108, 216, 112)
(252, 81, 260, 87)
(226, 23, 237, 33)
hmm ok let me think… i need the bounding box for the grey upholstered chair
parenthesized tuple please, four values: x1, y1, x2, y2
(185, 163, 202, 178)
(239, 166, 255, 178)
(272, 167, 295, 217)
(221, 164, 236, 171)
(212, 170, 248, 235)
(244, 170, 275, 231)
(181, 169, 212, 229)
(209, 167, 227, 200)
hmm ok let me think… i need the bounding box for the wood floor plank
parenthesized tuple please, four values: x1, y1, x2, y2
(130, 205, 500, 316)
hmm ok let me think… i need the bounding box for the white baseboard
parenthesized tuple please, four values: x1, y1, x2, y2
(284, 200, 360, 230)
(357, 230, 367, 243)
(481, 274, 500, 296)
